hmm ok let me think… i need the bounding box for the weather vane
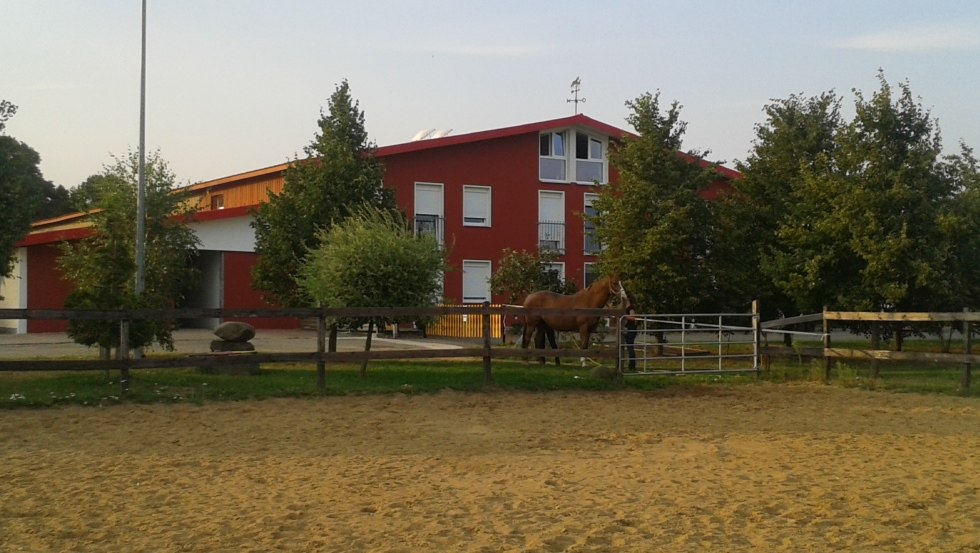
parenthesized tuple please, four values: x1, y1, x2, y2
(567, 77, 586, 114)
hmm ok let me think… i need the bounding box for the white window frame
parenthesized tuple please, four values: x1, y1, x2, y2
(583, 193, 601, 255)
(462, 185, 492, 227)
(538, 190, 565, 254)
(584, 262, 600, 288)
(539, 131, 568, 182)
(541, 261, 566, 284)
(414, 182, 444, 245)
(574, 131, 607, 184)
(539, 129, 608, 184)
(462, 260, 492, 304)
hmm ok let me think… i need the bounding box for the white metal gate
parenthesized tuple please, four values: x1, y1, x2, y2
(618, 311, 761, 376)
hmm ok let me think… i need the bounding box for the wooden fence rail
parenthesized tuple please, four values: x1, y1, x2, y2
(821, 308, 974, 388)
(0, 304, 622, 394)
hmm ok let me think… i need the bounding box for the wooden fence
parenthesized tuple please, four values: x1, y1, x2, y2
(822, 309, 976, 388)
(0, 304, 621, 394)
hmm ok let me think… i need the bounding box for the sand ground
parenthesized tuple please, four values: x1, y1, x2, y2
(1, 384, 978, 552)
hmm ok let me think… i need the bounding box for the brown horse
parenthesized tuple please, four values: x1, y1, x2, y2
(521, 275, 623, 364)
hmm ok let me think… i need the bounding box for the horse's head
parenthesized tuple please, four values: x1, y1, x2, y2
(604, 274, 631, 306)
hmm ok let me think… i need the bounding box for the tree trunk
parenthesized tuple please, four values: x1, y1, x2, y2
(328, 324, 338, 353)
(360, 320, 375, 378)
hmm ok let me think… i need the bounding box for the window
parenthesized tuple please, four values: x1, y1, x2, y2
(583, 193, 600, 254)
(462, 185, 491, 227)
(584, 263, 600, 288)
(575, 132, 604, 183)
(414, 183, 444, 244)
(539, 130, 607, 183)
(541, 262, 565, 289)
(538, 191, 565, 254)
(462, 260, 491, 303)
(539, 131, 566, 181)
(210, 194, 225, 210)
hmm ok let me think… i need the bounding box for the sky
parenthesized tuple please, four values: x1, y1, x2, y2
(3, 0, 980, 189)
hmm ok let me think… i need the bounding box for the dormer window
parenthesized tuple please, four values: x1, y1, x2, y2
(539, 130, 607, 184)
(539, 132, 566, 181)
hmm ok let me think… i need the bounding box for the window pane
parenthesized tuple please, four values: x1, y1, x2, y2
(553, 133, 564, 157)
(540, 158, 565, 180)
(539, 134, 550, 156)
(463, 187, 490, 226)
(576, 132, 588, 159)
(576, 160, 602, 183)
(590, 138, 602, 160)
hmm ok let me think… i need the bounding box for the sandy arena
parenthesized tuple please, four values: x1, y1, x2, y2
(1, 384, 978, 552)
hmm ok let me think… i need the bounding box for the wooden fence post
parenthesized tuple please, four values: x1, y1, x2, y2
(482, 301, 493, 382)
(752, 300, 761, 374)
(118, 320, 131, 394)
(964, 308, 972, 390)
(316, 311, 326, 392)
(822, 306, 831, 383)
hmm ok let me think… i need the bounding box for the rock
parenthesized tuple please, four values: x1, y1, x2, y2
(213, 321, 255, 342)
(210, 340, 256, 352)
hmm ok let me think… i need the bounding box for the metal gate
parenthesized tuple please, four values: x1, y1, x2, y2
(618, 311, 761, 376)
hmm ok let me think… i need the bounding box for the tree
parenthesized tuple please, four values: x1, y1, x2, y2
(0, 101, 45, 287)
(251, 80, 396, 307)
(769, 74, 960, 314)
(939, 144, 980, 310)
(592, 92, 719, 313)
(58, 150, 200, 352)
(489, 248, 570, 304)
(298, 207, 446, 376)
(720, 92, 843, 317)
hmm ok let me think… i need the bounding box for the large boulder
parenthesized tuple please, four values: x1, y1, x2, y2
(213, 321, 255, 343)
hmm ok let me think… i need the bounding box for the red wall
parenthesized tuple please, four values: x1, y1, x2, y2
(27, 244, 73, 332)
(222, 251, 300, 329)
(383, 132, 604, 303)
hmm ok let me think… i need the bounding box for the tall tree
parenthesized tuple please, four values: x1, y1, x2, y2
(58, 150, 200, 352)
(593, 92, 718, 313)
(0, 101, 45, 287)
(251, 80, 395, 306)
(719, 92, 843, 316)
(770, 74, 960, 313)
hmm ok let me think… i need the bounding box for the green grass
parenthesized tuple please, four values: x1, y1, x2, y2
(1, 353, 976, 409)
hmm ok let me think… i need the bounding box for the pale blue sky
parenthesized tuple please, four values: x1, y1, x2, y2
(3, 0, 979, 188)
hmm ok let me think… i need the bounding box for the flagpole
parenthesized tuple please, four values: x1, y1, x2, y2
(135, 0, 147, 295)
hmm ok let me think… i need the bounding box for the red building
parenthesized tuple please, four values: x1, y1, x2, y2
(2, 114, 737, 333)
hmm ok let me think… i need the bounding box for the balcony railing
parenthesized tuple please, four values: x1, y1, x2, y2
(414, 214, 444, 245)
(538, 221, 565, 254)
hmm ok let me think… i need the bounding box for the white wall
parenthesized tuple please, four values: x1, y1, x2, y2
(0, 248, 28, 333)
(189, 215, 256, 253)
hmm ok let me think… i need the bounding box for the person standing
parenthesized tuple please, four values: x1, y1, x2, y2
(621, 295, 638, 371)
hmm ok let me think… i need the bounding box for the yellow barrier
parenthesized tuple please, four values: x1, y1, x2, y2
(426, 304, 504, 340)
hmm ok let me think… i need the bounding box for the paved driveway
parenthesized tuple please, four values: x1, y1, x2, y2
(0, 328, 463, 360)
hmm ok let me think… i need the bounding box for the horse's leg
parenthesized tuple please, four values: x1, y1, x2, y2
(521, 317, 535, 349)
(579, 326, 591, 367)
(535, 321, 547, 365)
(545, 324, 560, 365)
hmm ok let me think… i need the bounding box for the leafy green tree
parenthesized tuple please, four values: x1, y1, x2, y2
(0, 101, 46, 287)
(940, 144, 980, 310)
(489, 248, 570, 304)
(251, 80, 396, 307)
(593, 92, 718, 313)
(719, 92, 843, 317)
(770, 74, 959, 314)
(298, 207, 446, 375)
(58, 150, 200, 352)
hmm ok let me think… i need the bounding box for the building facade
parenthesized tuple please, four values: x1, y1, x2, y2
(1, 114, 737, 333)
